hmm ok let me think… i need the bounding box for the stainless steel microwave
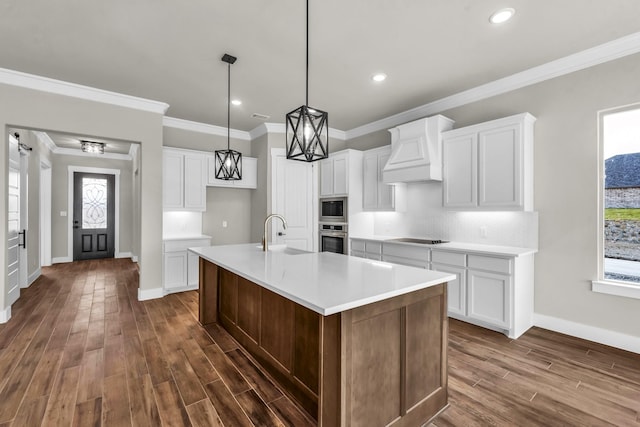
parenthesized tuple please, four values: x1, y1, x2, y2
(319, 197, 347, 223)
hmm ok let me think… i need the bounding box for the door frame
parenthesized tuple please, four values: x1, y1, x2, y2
(67, 166, 120, 261)
(39, 158, 52, 267)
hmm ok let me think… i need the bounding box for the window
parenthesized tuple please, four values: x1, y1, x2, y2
(594, 105, 640, 299)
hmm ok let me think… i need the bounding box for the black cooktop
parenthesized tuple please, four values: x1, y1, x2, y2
(387, 237, 449, 245)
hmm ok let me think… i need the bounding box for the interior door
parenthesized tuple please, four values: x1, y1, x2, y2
(7, 134, 21, 305)
(73, 172, 115, 260)
(272, 149, 315, 251)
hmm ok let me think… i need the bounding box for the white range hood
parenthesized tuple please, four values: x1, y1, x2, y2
(383, 115, 454, 183)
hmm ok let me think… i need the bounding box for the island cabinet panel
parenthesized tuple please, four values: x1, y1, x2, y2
(405, 295, 444, 410)
(218, 268, 238, 324)
(293, 304, 320, 394)
(198, 259, 448, 426)
(237, 277, 260, 342)
(198, 258, 218, 325)
(340, 283, 448, 427)
(349, 309, 402, 425)
(260, 290, 295, 370)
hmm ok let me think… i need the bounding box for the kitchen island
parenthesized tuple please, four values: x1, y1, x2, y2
(191, 243, 455, 426)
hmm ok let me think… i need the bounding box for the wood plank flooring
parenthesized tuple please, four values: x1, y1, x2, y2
(0, 258, 638, 426)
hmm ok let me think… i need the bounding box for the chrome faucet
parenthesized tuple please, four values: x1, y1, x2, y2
(262, 214, 287, 251)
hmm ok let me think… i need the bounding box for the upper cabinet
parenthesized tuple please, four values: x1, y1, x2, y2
(320, 151, 349, 197)
(163, 148, 206, 211)
(363, 145, 404, 211)
(207, 156, 257, 189)
(442, 113, 536, 211)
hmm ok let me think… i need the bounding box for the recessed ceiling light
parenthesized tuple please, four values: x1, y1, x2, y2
(489, 8, 515, 24)
(372, 73, 387, 82)
(231, 99, 242, 106)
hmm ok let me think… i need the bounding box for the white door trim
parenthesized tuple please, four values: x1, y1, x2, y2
(67, 166, 120, 262)
(39, 159, 52, 267)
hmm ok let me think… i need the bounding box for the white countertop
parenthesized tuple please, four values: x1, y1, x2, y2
(163, 234, 212, 241)
(190, 243, 455, 316)
(350, 235, 537, 257)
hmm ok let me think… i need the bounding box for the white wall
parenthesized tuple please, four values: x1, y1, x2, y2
(0, 82, 164, 313)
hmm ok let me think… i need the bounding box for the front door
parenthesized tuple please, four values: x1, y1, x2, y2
(73, 172, 115, 260)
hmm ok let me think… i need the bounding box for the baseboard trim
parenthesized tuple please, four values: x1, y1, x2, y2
(52, 257, 72, 264)
(534, 313, 640, 354)
(115, 252, 133, 259)
(27, 268, 42, 287)
(132, 255, 139, 263)
(0, 306, 11, 324)
(138, 287, 164, 301)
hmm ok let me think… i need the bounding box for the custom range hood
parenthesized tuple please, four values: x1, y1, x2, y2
(383, 115, 454, 183)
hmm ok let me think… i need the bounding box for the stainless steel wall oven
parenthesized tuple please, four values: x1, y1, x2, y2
(319, 223, 347, 255)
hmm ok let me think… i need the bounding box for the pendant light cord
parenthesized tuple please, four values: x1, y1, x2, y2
(227, 62, 231, 150)
(305, 0, 309, 106)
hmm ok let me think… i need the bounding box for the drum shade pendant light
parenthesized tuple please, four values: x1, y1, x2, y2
(215, 53, 242, 180)
(285, 0, 329, 162)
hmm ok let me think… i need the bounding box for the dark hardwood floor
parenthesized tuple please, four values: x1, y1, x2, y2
(0, 258, 639, 426)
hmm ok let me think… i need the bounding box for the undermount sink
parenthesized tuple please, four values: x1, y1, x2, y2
(387, 237, 448, 245)
(255, 244, 309, 255)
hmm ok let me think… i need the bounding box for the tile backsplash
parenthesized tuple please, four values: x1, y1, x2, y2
(369, 182, 539, 248)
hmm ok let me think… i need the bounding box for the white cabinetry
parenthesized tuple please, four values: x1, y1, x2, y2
(320, 151, 349, 197)
(163, 148, 206, 211)
(431, 249, 533, 338)
(382, 242, 429, 268)
(363, 146, 404, 211)
(163, 236, 211, 293)
(442, 113, 535, 211)
(207, 156, 258, 189)
(350, 238, 382, 260)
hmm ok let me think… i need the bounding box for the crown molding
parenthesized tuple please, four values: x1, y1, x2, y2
(247, 122, 347, 141)
(33, 131, 57, 153)
(163, 116, 251, 141)
(0, 67, 169, 115)
(346, 31, 640, 139)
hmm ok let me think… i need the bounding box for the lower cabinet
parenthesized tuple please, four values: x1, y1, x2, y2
(163, 237, 211, 293)
(350, 238, 382, 260)
(350, 238, 534, 339)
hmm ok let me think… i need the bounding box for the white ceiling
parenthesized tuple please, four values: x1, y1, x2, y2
(43, 131, 134, 155)
(2, 0, 640, 133)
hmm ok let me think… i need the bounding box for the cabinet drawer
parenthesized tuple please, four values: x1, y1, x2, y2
(383, 243, 430, 262)
(351, 239, 366, 252)
(164, 238, 211, 253)
(431, 250, 466, 267)
(382, 254, 428, 269)
(468, 254, 511, 274)
(365, 241, 382, 255)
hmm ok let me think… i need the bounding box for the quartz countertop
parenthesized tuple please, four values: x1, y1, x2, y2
(163, 234, 212, 242)
(350, 235, 537, 257)
(190, 243, 455, 316)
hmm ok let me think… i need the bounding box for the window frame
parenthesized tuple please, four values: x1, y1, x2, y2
(592, 103, 640, 299)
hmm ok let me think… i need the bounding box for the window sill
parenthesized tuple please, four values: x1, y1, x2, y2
(592, 280, 640, 300)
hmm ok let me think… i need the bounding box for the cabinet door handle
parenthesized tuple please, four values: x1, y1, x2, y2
(277, 232, 286, 236)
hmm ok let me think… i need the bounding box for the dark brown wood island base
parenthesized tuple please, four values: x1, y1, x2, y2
(199, 258, 449, 426)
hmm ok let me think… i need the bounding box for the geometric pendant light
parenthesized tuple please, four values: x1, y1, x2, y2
(285, 0, 329, 162)
(215, 53, 242, 180)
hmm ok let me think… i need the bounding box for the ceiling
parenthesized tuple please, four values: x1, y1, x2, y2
(43, 131, 134, 156)
(2, 0, 640, 133)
